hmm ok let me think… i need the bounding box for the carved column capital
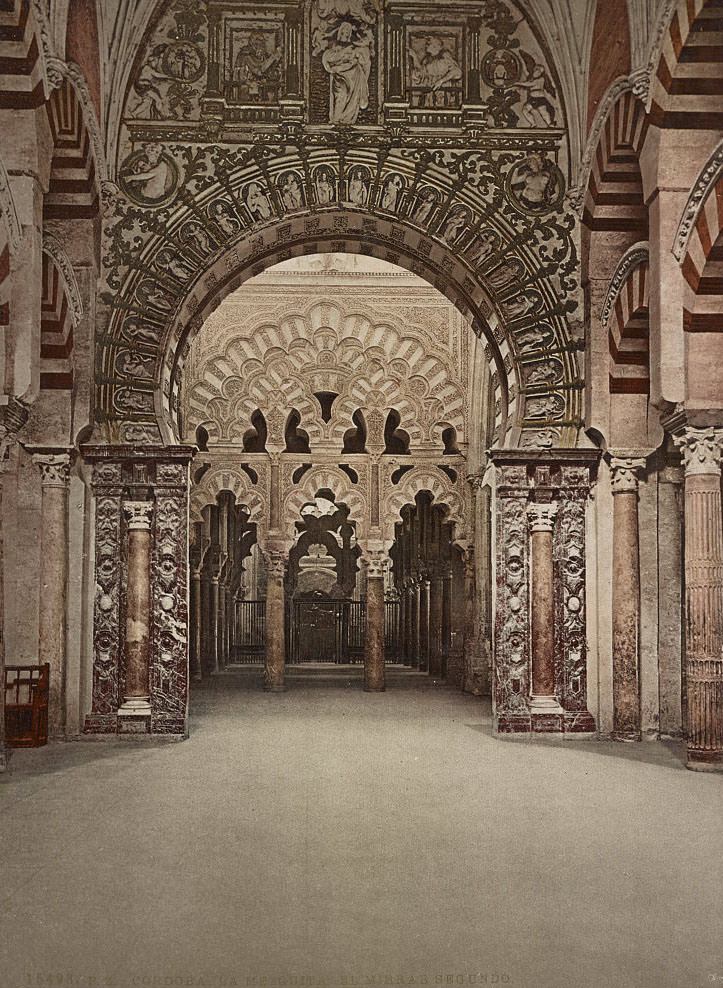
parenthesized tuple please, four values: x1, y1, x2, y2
(123, 501, 154, 531)
(526, 502, 558, 532)
(264, 549, 287, 582)
(467, 472, 486, 493)
(363, 549, 387, 579)
(33, 452, 71, 488)
(609, 456, 647, 494)
(674, 427, 723, 477)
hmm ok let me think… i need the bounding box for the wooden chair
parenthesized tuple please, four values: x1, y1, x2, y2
(4, 663, 49, 747)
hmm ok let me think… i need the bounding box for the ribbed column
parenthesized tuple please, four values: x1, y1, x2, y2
(34, 453, 71, 737)
(364, 551, 386, 692)
(264, 549, 287, 692)
(429, 571, 444, 677)
(527, 502, 563, 726)
(119, 501, 154, 722)
(610, 456, 646, 741)
(674, 428, 723, 771)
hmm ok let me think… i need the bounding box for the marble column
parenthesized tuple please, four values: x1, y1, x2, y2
(364, 551, 386, 692)
(442, 568, 453, 679)
(264, 549, 287, 692)
(218, 577, 227, 668)
(527, 502, 563, 727)
(429, 571, 444, 677)
(200, 574, 211, 675)
(610, 456, 646, 741)
(119, 501, 154, 723)
(0, 455, 8, 769)
(34, 453, 71, 737)
(190, 566, 202, 681)
(410, 579, 420, 668)
(462, 549, 478, 693)
(674, 428, 723, 771)
(419, 577, 431, 672)
(210, 575, 220, 674)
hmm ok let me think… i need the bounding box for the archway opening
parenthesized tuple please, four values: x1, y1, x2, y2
(184, 251, 493, 696)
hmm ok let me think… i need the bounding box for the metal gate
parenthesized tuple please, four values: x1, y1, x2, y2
(234, 598, 402, 664)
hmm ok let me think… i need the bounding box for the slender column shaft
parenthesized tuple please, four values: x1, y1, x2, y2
(264, 551, 287, 691)
(403, 585, 411, 666)
(210, 577, 220, 673)
(0, 468, 7, 769)
(218, 583, 227, 667)
(675, 428, 723, 771)
(364, 553, 386, 692)
(411, 581, 420, 668)
(441, 571, 453, 679)
(121, 501, 154, 713)
(190, 570, 202, 681)
(527, 503, 561, 718)
(34, 454, 71, 736)
(462, 550, 477, 692)
(429, 573, 444, 676)
(610, 457, 645, 741)
(200, 576, 210, 675)
(419, 578, 430, 672)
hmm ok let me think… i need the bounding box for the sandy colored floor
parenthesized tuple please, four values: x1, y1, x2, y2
(1, 668, 721, 988)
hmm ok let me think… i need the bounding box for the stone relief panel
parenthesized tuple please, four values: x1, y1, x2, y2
(100, 0, 581, 452)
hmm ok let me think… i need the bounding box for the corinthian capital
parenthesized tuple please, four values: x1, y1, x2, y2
(123, 501, 154, 531)
(609, 456, 646, 494)
(363, 549, 387, 579)
(674, 428, 723, 477)
(34, 452, 71, 488)
(263, 549, 287, 582)
(526, 501, 558, 533)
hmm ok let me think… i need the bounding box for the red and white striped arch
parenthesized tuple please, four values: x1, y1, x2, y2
(44, 77, 99, 219)
(680, 171, 723, 299)
(40, 245, 78, 391)
(608, 258, 650, 395)
(650, 0, 723, 130)
(584, 90, 649, 234)
(0, 0, 47, 109)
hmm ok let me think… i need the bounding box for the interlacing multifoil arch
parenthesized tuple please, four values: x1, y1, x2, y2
(97, 0, 586, 454)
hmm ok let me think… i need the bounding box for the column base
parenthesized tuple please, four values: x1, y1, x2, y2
(686, 749, 723, 772)
(612, 730, 642, 743)
(363, 684, 386, 693)
(117, 698, 152, 735)
(264, 684, 287, 693)
(531, 711, 564, 733)
(529, 694, 564, 713)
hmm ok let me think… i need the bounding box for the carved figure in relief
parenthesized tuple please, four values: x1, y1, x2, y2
(280, 172, 304, 210)
(155, 248, 194, 281)
(515, 54, 556, 127)
(232, 31, 281, 101)
(440, 205, 469, 243)
(508, 153, 563, 213)
(346, 166, 369, 205)
(486, 257, 526, 289)
(136, 279, 173, 312)
(122, 317, 161, 346)
(244, 182, 273, 221)
(121, 145, 176, 204)
(208, 200, 240, 236)
(525, 360, 561, 385)
(502, 289, 541, 320)
(314, 166, 337, 204)
(525, 393, 564, 419)
(180, 220, 213, 255)
(466, 228, 499, 265)
(514, 322, 554, 348)
(411, 186, 437, 224)
(381, 174, 404, 211)
(117, 351, 155, 381)
(482, 48, 521, 88)
(408, 37, 462, 107)
(312, 0, 376, 125)
(128, 45, 168, 118)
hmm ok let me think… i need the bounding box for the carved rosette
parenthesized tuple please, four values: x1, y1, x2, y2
(150, 462, 190, 734)
(609, 456, 646, 494)
(85, 462, 124, 732)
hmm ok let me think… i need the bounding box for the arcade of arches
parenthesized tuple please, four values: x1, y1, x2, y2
(1, 0, 723, 776)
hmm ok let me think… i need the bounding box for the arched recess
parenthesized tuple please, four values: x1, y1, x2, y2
(283, 465, 368, 547)
(189, 464, 267, 531)
(383, 465, 469, 547)
(650, 0, 723, 130)
(582, 89, 649, 445)
(40, 237, 82, 391)
(43, 76, 101, 220)
(677, 159, 723, 409)
(602, 246, 651, 444)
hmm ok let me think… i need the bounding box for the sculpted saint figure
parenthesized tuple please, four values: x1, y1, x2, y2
(312, 0, 376, 125)
(123, 145, 172, 201)
(408, 38, 462, 106)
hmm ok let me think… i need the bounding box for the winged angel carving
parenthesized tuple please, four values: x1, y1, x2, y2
(311, 0, 378, 125)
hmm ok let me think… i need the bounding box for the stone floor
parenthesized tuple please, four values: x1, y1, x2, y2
(1, 668, 721, 988)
